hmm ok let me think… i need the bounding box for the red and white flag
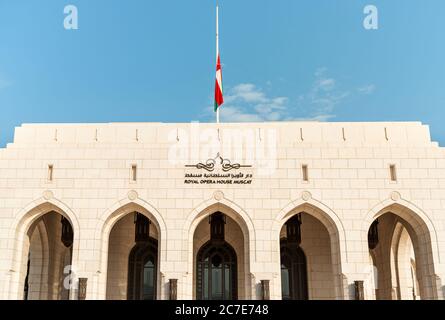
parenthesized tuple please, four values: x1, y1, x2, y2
(214, 5, 224, 121)
(214, 54, 224, 111)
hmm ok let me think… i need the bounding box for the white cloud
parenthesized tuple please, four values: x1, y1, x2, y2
(201, 68, 373, 123)
(313, 69, 336, 92)
(292, 114, 336, 122)
(300, 68, 350, 120)
(226, 83, 267, 103)
(318, 78, 335, 90)
(358, 84, 376, 95)
(217, 83, 289, 122)
(220, 106, 264, 122)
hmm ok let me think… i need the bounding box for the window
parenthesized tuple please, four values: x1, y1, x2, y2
(47, 165, 54, 182)
(281, 261, 291, 300)
(196, 212, 237, 300)
(390, 164, 397, 182)
(196, 242, 237, 300)
(280, 243, 308, 300)
(280, 215, 308, 300)
(131, 165, 137, 182)
(302, 164, 309, 182)
(127, 238, 158, 300)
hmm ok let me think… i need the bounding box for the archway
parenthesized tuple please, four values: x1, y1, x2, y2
(279, 212, 337, 300)
(196, 213, 238, 300)
(106, 210, 160, 300)
(366, 203, 437, 300)
(96, 199, 166, 300)
(7, 199, 80, 300)
(274, 201, 346, 300)
(188, 202, 252, 300)
(22, 211, 74, 300)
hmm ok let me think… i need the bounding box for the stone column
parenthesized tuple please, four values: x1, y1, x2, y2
(169, 279, 178, 300)
(354, 281, 364, 300)
(261, 280, 270, 300)
(78, 278, 88, 300)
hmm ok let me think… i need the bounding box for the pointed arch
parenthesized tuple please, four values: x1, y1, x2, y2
(95, 198, 166, 300)
(363, 197, 440, 299)
(184, 197, 256, 248)
(183, 197, 255, 300)
(7, 197, 79, 300)
(272, 197, 346, 300)
(273, 198, 347, 264)
(362, 198, 440, 264)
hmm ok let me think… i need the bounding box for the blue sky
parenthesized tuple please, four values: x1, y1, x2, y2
(0, 0, 444, 147)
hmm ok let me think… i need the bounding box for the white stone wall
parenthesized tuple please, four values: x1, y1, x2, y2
(0, 121, 444, 300)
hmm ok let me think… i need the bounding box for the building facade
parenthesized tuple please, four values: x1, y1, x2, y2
(0, 121, 444, 300)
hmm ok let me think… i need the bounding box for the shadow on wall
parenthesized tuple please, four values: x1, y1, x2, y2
(255, 283, 262, 300)
(348, 284, 355, 300)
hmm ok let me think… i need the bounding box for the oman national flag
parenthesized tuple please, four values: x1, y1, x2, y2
(214, 54, 224, 111)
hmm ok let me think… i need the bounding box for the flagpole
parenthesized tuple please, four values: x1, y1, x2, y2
(216, 4, 220, 124)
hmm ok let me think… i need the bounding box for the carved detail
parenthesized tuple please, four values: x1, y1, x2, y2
(43, 190, 54, 200)
(213, 191, 224, 201)
(186, 153, 251, 172)
(391, 191, 401, 201)
(128, 190, 138, 201)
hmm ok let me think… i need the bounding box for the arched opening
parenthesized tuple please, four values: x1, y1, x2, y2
(279, 211, 341, 300)
(280, 240, 308, 300)
(127, 237, 158, 300)
(194, 212, 244, 300)
(22, 211, 74, 300)
(106, 212, 160, 300)
(367, 206, 435, 300)
(196, 238, 237, 300)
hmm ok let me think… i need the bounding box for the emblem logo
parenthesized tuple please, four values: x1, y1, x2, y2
(185, 153, 252, 172)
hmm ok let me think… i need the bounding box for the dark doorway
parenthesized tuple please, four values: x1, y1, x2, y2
(127, 238, 158, 300)
(280, 242, 308, 300)
(196, 212, 237, 300)
(280, 214, 309, 300)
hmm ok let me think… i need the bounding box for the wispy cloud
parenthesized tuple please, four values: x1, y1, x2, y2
(357, 84, 376, 95)
(293, 67, 350, 121)
(211, 83, 289, 122)
(201, 68, 374, 123)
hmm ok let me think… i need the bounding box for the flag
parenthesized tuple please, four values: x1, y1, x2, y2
(214, 54, 224, 111)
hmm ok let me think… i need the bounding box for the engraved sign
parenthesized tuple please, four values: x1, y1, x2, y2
(185, 153, 253, 185)
(185, 153, 252, 172)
